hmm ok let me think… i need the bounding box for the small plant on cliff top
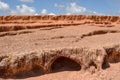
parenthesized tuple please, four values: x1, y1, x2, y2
(92, 16, 103, 24)
(92, 16, 99, 22)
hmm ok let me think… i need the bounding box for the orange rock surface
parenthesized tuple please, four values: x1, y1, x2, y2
(0, 15, 120, 80)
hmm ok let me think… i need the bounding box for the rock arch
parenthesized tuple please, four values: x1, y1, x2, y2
(45, 56, 81, 73)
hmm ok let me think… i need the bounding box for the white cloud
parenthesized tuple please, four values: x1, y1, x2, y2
(20, 0, 34, 3)
(48, 13, 56, 15)
(41, 9, 48, 15)
(35, 13, 39, 15)
(0, 1, 11, 12)
(66, 2, 86, 14)
(65, 2, 105, 15)
(88, 10, 105, 15)
(0, 1, 37, 15)
(11, 4, 36, 15)
(54, 3, 58, 7)
(41, 9, 56, 15)
(54, 3, 64, 9)
(66, 13, 71, 15)
(118, 11, 120, 14)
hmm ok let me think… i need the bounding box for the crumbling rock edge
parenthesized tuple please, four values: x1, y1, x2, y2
(0, 44, 120, 77)
(0, 15, 120, 32)
(75, 30, 120, 42)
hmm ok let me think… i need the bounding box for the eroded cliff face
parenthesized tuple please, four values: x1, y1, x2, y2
(0, 15, 120, 21)
(0, 45, 120, 77)
(0, 15, 120, 32)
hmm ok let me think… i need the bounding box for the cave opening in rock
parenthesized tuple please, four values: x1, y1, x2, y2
(16, 65, 45, 78)
(51, 57, 81, 72)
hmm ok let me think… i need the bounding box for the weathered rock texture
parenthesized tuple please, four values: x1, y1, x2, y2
(0, 15, 120, 21)
(0, 45, 120, 77)
(0, 15, 120, 32)
(0, 15, 120, 79)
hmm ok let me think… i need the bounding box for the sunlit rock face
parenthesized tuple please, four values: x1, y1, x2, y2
(0, 15, 120, 78)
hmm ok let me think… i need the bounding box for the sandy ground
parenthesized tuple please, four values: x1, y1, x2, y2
(1, 25, 120, 54)
(4, 62, 120, 80)
(24, 63, 120, 80)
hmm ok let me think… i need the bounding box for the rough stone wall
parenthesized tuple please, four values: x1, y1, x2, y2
(43, 47, 106, 72)
(0, 45, 120, 77)
(0, 15, 120, 32)
(104, 45, 120, 63)
(0, 15, 120, 21)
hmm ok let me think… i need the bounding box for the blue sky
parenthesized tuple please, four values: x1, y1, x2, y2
(0, 0, 120, 16)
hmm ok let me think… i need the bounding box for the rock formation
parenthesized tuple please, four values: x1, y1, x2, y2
(0, 15, 120, 79)
(0, 45, 119, 77)
(0, 15, 120, 32)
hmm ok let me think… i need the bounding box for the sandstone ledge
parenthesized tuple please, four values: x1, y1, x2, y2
(0, 44, 120, 77)
(0, 15, 120, 32)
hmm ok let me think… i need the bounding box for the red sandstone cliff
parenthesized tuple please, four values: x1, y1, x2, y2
(0, 15, 120, 22)
(0, 15, 120, 32)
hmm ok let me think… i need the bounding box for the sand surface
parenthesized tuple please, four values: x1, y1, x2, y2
(23, 63, 120, 80)
(1, 25, 120, 54)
